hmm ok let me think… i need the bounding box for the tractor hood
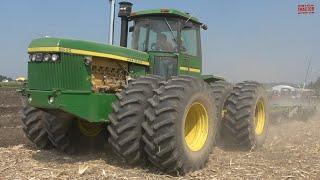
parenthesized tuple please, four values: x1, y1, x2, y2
(28, 38, 150, 66)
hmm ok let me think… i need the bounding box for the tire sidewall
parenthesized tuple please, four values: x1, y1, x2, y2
(251, 86, 270, 147)
(175, 84, 217, 169)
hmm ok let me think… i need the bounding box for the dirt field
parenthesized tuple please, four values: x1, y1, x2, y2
(0, 87, 319, 179)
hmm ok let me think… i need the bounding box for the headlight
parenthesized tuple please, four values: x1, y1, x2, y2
(43, 54, 51, 61)
(28, 53, 60, 62)
(31, 54, 37, 62)
(51, 54, 59, 62)
(27, 95, 32, 103)
(35, 53, 43, 62)
(29, 54, 32, 61)
(48, 96, 54, 104)
(84, 56, 92, 66)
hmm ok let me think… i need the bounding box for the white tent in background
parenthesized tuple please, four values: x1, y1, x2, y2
(272, 85, 296, 92)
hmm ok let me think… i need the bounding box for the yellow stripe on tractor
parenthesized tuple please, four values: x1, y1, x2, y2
(28, 47, 150, 66)
(180, 66, 201, 73)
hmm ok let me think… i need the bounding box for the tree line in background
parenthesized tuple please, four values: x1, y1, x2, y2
(0, 75, 13, 82)
(307, 77, 320, 91)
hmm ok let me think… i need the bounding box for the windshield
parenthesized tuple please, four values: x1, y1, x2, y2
(131, 18, 179, 52)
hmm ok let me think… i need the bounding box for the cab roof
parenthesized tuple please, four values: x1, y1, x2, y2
(130, 9, 202, 25)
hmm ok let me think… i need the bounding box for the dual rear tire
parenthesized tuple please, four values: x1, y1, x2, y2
(108, 75, 217, 174)
(142, 76, 217, 174)
(210, 81, 233, 144)
(222, 81, 269, 149)
(107, 75, 164, 164)
(108, 77, 269, 173)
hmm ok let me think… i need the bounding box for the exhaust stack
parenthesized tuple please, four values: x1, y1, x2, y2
(108, 0, 116, 45)
(118, 1, 133, 47)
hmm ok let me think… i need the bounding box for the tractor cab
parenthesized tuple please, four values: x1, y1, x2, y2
(119, 6, 207, 78)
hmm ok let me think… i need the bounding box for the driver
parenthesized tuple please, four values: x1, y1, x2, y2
(155, 33, 174, 52)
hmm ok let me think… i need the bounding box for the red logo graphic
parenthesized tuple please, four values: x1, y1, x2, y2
(298, 4, 315, 14)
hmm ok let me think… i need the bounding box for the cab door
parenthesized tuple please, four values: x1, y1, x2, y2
(179, 23, 202, 76)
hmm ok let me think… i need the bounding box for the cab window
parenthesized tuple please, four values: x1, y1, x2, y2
(132, 24, 148, 51)
(181, 25, 201, 57)
(131, 18, 179, 52)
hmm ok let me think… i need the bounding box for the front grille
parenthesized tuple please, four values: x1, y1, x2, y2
(28, 53, 91, 91)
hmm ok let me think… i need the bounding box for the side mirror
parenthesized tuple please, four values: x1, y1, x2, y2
(129, 26, 135, 32)
(201, 24, 208, 30)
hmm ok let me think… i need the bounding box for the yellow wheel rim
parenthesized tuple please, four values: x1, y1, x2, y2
(184, 102, 209, 152)
(78, 120, 104, 137)
(254, 99, 266, 135)
(222, 108, 227, 119)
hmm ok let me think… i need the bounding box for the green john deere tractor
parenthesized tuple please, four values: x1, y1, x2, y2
(22, 2, 269, 174)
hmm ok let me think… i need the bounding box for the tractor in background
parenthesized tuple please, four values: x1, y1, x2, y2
(21, 2, 269, 174)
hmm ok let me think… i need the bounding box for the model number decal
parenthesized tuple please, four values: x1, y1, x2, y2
(59, 47, 72, 53)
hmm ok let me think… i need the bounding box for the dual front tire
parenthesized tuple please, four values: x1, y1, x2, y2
(21, 106, 104, 154)
(21, 107, 74, 153)
(21, 106, 52, 149)
(108, 75, 217, 174)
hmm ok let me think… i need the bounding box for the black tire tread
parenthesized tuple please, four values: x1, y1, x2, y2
(223, 81, 267, 149)
(142, 76, 215, 174)
(209, 80, 233, 143)
(44, 114, 75, 154)
(107, 75, 163, 164)
(21, 105, 52, 149)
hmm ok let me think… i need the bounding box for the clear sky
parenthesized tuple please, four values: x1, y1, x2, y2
(0, 0, 319, 83)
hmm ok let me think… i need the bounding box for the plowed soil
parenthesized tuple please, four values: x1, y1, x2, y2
(0, 87, 319, 179)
